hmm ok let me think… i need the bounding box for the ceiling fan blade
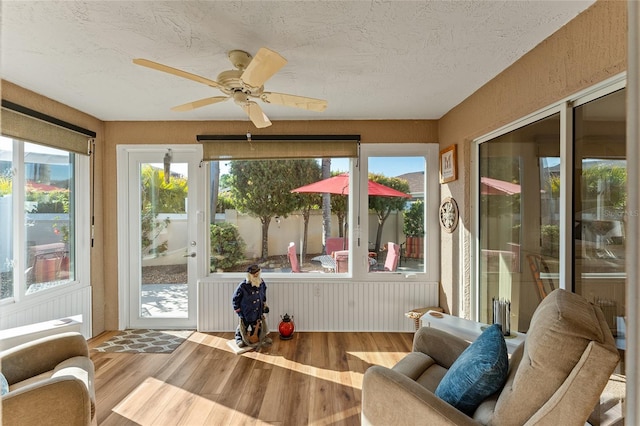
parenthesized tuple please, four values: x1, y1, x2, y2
(133, 58, 221, 89)
(241, 101, 272, 128)
(171, 96, 229, 112)
(240, 47, 287, 88)
(261, 92, 328, 112)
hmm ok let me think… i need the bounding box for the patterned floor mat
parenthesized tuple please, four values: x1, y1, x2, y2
(92, 329, 193, 353)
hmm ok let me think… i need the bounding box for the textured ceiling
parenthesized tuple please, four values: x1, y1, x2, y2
(1, 1, 595, 124)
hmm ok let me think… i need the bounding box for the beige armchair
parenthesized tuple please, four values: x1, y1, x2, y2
(1, 332, 96, 426)
(362, 289, 620, 425)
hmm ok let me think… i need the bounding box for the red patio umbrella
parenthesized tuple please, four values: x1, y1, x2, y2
(291, 173, 411, 198)
(480, 177, 521, 196)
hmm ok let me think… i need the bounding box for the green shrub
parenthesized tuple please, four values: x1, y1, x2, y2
(403, 200, 424, 237)
(210, 222, 246, 271)
(541, 224, 559, 257)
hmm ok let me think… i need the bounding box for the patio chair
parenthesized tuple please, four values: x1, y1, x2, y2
(288, 242, 301, 273)
(526, 254, 555, 302)
(383, 242, 400, 271)
(326, 237, 348, 256)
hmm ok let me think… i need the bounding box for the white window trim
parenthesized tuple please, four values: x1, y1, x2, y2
(358, 143, 440, 282)
(0, 144, 91, 310)
(470, 73, 627, 321)
(202, 143, 440, 283)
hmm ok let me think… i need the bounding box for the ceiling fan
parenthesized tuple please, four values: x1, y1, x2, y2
(133, 47, 328, 128)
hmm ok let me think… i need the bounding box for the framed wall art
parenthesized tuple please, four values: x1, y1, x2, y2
(439, 144, 457, 184)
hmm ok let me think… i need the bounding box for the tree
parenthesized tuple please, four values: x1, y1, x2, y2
(229, 159, 314, 259)
(139, 165, 188, 256)
(403, 200, 424, 237)
(288, 160, 322, 259)
(210, 162, 219, 224)
(140, 165, 188, 213)
(368, 174, 410, 253)
(581, 164, 627, 210)
(331, 192, 348, 237)
(321, 159, 332, 252)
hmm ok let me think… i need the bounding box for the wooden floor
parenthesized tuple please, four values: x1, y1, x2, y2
(89, 331, 413, 425)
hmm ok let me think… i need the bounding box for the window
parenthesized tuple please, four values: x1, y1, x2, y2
(206, 143, 439, 279)
(361, 144, 439, 279)
(475, 83, 627, 339)
(0, 136, 88, 301)
(366, 156, 426, 274)
(209, 157, 353, 274)
(477, 114, 561, 331)
(573, 89, 626, 339)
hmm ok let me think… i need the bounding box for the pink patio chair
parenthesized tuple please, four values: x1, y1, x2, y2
(325, 237, 348, 256)
(383, 242, 400, 272)
(288, 242, 301, 273)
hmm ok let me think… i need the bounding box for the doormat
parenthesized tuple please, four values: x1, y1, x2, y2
(92, 329, 193, 354)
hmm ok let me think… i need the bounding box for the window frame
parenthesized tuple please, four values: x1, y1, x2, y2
(0, 136, 91, 307)
(470, 73, 627, 321)
(358, 143, 440, 281)
(204, 143, 440, 282)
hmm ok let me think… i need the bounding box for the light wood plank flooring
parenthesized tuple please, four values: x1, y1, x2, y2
(89, 331, 413, 425)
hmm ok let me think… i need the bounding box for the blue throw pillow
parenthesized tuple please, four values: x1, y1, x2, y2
(0, 372, 8, 395)
(435, 323, 509, 416)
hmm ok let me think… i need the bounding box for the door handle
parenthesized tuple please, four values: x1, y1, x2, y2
(183, 252, 196, 258)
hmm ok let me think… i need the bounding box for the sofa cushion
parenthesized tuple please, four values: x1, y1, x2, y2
(391, 352, 448, 392)
(434, 323, 508, 415)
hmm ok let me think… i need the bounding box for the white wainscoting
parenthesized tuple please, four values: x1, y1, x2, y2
(198, 280, 439, 332)
(0, 285, 92, 339)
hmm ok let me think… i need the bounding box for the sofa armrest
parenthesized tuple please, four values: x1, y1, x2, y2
(412, 327, 470, 369)
(362, 365, 480, 426)
(2, 376, 92, 426)
(0, 332, 89, 384)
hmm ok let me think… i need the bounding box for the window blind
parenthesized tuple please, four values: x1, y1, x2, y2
(197, 134, 360, 161)
(1, 100, 95, 155)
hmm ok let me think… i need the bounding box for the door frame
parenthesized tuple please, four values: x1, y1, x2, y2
(116, 144, 205, 329)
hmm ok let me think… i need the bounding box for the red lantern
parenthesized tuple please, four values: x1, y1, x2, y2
(278, 313, 295, 340)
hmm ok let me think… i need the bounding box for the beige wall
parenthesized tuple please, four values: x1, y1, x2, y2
(438, 0, 628, 316)
(102, 120, 436, 330)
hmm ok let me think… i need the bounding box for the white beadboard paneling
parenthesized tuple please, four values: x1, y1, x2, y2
(198, 280, 438, 332)
(0, 285, 92, 338)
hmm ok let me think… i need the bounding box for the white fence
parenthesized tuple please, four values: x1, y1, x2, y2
(148, 209, 404, 266)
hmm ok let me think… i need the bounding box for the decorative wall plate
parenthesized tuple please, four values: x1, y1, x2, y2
(439, 197, 459, 233)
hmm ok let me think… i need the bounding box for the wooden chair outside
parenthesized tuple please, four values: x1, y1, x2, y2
(527, 254, 555, 302)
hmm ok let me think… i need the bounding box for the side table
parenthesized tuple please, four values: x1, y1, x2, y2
(405, 306, 444, 331)
(421, 310, 526, 354)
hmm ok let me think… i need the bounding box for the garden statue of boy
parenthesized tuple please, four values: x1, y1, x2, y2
(232, 264, 272, 348)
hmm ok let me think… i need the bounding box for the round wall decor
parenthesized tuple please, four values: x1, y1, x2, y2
(439, 197, 459, 233)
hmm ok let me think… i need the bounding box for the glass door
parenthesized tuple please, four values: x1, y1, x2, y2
(121, 146, 203, 329)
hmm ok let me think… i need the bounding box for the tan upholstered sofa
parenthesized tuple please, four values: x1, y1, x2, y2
(1, 332, 96, 426)
(362, 289, 620, 425)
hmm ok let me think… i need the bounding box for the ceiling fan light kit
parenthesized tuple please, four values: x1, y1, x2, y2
(133, 47, 328, 128)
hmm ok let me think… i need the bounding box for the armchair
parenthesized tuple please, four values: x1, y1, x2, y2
(1, 332, 96, 426)
(362, 289, 620, 425)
